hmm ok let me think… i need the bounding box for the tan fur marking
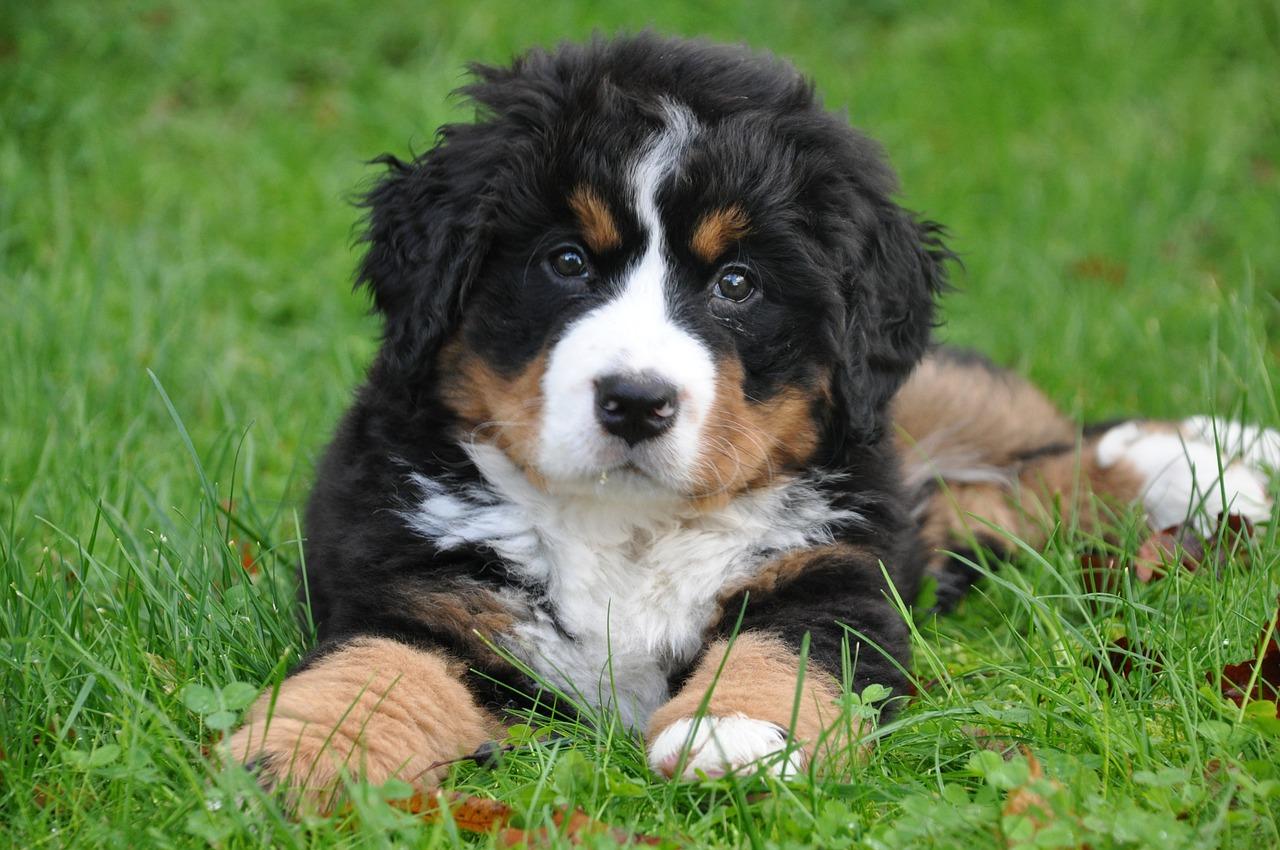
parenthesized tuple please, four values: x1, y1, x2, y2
(691, 359, 820, 509)
(226, 638, 501, 812)
(915, 445, 1149, 577)
(407, 588, 516, 638)
(894, 352, 1153, 576)
(704, 545, 875, 638)
(568, 185, 621, 253)
(691, 206, 750, 262)
(648, 634, 852, 763)
(399, 586, 521, 676)
(719, 544, 871, 607)
(892, 353, 1075, 487)
(440, 339, 547, 481)
(1019, 440, 1149, 532)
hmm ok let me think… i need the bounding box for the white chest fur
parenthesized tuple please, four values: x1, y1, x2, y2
(401, 444, 853, 728)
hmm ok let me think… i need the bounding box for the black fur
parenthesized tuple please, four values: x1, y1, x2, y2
(301, 34, 949, 726)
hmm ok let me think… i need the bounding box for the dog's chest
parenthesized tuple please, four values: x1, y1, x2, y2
(402, 449, 850, 727)
(498, 509, 776, 726)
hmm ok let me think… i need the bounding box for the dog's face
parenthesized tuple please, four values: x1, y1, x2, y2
(359, 36, 948, 504)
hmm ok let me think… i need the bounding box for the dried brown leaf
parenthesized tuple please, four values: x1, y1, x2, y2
(239, 541, 259, 575)
(1069, 255, 1127, 286)
(395, 792, 664, 846)
(1216, 597, 1280, 716)
(1085, 512, 1255, 591)
(1079, 551, 1121, 595)
(961, 725, 1019, 759)
(1084, 635, 1162, 681)
(1000, 749, 1089, 848)
(1134, 525, 1204, 581)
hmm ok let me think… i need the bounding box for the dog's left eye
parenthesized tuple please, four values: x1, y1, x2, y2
(712, 267, 756, 303)
(549, 247, 590, 278)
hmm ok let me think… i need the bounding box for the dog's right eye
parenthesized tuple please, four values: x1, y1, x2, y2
(549, 247, 590, 278)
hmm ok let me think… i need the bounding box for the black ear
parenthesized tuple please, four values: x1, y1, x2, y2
(833, 206, 951, 446)
(356, 119, 504, 377)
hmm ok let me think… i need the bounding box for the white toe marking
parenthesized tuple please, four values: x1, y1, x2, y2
(1097, 420, 1273, 532)
(647, 715, 806, 780)
(1180, 417, 1280, 473)
(1094, 421, 1143, 468)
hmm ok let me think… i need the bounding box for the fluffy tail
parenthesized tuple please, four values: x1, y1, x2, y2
(892, 348, 1278, 610)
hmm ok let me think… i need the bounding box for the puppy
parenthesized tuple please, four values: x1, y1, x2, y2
(227, 34, 1277, 805)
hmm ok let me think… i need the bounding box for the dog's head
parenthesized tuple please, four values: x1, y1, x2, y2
(359, 34, 949, 504)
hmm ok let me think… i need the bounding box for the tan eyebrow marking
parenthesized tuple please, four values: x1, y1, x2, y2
(691, 205, 751, 263)
(568, 185, 622, 253)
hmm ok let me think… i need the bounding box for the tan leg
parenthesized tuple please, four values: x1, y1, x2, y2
(919, 438, 1148, 557)
(917, 435, 1148, 608)
(225, 637, 501, 811)
(645, 634, 848, 780)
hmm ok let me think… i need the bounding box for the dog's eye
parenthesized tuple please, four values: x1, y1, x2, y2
(712, 267, 756, 303)
(549, 247, 590, 278)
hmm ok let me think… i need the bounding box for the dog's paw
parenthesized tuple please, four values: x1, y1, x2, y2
(1179, 417, 1280, 474)
(646, 714, 806, 780)
(225, 712, 387, 812)
(1096, 420, 1273, 532)
(222, 638, 499, 812)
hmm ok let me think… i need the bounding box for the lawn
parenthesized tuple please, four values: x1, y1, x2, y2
(2, 0, 1279, 847)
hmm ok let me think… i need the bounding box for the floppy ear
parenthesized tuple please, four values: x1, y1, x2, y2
(356, 120, 503, 377)
(833, 205, 951, 445)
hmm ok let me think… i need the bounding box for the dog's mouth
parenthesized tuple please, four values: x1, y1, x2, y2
(536, 452, 689, 501)
(586, 459, 655, 486)
(605, 460, 649, 481)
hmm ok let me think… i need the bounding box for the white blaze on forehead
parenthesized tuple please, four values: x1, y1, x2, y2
(537, 103, 717, 490)
(630, 101, 699, 248)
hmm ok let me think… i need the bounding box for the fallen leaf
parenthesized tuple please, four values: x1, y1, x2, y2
(1216, 597, 1280, 717)
(1201, 758, 1241, 797)
(1085, 635, 1162, 682)
(395, 791, 665, 846)
(999, 748, 1085, 848)
(198, 736, 221, 760)
(1217, 513, 1255, 563)
(1251, 156, 1277, 185)
(140, 7, 174, 30)
(909, 677, 943, 697)
(1002, 749, 1051, 825)
(31, 721, 72, 748)
(1084, 513, 1256, 590)
(239, 541, 259, 575)
(1133, 525, 1204, 581)
(960, 726, 1019, 759)
(404, 793, 511, 833)
(1069, 255, 1127, 287)
(1079, 550, 1122, 595)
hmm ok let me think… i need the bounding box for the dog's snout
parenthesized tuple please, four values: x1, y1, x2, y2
(594, 373, 680, 446)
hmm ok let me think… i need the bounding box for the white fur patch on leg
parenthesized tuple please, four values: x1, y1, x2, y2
(1096, 420, 1273, 532)
(647, 714, 806, 780)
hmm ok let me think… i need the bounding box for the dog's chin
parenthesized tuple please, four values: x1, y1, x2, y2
(531, 438, 698, 503)
(538, 461, 687, 502)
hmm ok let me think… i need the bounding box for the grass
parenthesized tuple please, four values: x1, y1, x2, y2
(2, 0, 1279, 846)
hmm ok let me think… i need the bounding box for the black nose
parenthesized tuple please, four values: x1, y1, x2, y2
(594, 373, 680, 446)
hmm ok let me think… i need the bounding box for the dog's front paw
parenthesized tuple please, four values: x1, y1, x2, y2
(646, 714, 806, 780)
(227, 715, 357, 810)
(223, 638, 499, 812)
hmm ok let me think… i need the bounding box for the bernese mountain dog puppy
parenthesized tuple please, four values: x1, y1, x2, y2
(227, 34, 1278, 805)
